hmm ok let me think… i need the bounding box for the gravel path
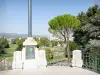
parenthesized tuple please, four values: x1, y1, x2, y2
(48, 60, 69, 66)
(0, 66, 99, 75)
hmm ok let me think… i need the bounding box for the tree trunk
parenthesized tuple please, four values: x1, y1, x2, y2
(67, 39, 71, 66)
(66, 30, 71, 66)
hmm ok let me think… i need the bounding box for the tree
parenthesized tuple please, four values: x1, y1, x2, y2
(0, 38, 10, 55)
(73, 12, 89, 49)
(69, 41, 80, 51)
(0, 38, 9, 48)
(11, 39, 16, 44)
(84, 40, 100, 54)
(39, 37, 51, 47)
(51, 40, 58, 47)
(16, 38, 25, 51)
(15, 38, 20, 44)
(45, 48, 53, 61)
(48, 14, 80, 66)
(34, 37, 41, 48)
(73, 5, 100, 53)
(0, 42, 5, 55)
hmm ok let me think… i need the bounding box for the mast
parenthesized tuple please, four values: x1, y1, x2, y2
(28, 0, 32, 37)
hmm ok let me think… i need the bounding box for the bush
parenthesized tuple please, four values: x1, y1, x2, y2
(0, 38, 10, 55)
(0, 43, 5, 55)
(16, 44, 23, 51)
(40, 37, 51, 47)
(11, 39, 16, 44)
(69, 41, 80, 51)
(65, 41, 80, 57)
(45, 48, 53, 61)
(51, 40, 58, 47)
(84, 40, 100, 54)
(0, 38, 9, 48)
(15, 38, 25, 51)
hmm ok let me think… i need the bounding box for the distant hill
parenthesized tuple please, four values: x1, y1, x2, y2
(0, 33, 27, 38)
(0, 33, 49, 38)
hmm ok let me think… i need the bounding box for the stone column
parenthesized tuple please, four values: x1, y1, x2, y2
(72, 50, 83, 68)
(22, 37, 38, 70)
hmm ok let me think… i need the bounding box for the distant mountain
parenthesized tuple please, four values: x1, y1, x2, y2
(0, 33, 27, 38)
(0, 33, 49, 38)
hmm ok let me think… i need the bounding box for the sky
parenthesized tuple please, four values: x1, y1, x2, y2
(0, 0, 96, 35)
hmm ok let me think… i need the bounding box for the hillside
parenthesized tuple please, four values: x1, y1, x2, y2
(0, 33, 49, 38)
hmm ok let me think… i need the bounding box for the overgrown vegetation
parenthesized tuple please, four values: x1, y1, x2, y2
(15, 38, 25, 51)
(48, 14, 80, 66)
(0, 38, 9, 55)
(69, 41, 80, 51)
(45, 48, 53, 61)
(34, 37, 51, 48)
(73, 4, 100, 54)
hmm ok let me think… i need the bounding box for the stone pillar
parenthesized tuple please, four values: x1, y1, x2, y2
(12, 51, 22, 69)
(72, 50, 83, 68)
(22, 37, 38, 70)
(38, 50, 47, 67)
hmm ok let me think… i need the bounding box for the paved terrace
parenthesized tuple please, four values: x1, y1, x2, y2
(0, 66, 99, 75)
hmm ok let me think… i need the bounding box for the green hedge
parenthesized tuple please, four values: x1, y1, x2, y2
(45, 48, 53, 61)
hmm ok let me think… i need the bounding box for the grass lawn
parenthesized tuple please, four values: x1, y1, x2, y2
(48, 55, 67, 64)
(5, 44, 18, 55)
(1, 44, 18, 62)
(1, 44, 66, 63)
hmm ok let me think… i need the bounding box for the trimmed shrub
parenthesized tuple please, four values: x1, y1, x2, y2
(45, 48, 53, 61)
(65, 41, 80, 58)
(69, 41, 80, 51)
(15, 38, 25, 51)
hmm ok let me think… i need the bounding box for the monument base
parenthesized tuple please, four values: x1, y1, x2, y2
(12, 37, 47, 70)
(23, 59, 38, 70)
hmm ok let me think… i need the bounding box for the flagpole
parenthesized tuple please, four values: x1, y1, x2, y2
(28, 0, 32, 37)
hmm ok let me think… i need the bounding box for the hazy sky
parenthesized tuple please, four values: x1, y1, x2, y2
(0, 0, 95, 35)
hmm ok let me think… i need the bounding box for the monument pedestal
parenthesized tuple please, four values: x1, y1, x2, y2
(22, 37, 38, 69)
(12, 37, 47, 70)
(23, 59, 38, 69)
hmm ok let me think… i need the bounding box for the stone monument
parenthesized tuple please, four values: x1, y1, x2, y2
(22, 37, 38, 69)
(12, 38, 47, 70)
(12, 0, 47, 70)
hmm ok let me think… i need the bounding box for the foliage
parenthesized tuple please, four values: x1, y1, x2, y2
(34, 37, 41, 48)
(69, 41, 80, 51)
(0, 38, 9, 48)
(34, 37, 51, 48)
(48, 14, 80, 65)
(15, 38, 25, 51)
(34, 37, 39, 41)
(45, 48, 53, 61)
(11, 39, 16, 44)
(48, 14, 80, 42)
(15, 38, 20, 44)
(0, 43, 5, 55)
(84, 40, 100, 54)
(0, 38, 10, 55)
(48, 55, 66, 64)
(37, 40, 41, 48)
(5, 44, 18, 57)
(73, 4, 100, 53)
(39, 37, 51, 47)
(50, 40, 58, 47)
